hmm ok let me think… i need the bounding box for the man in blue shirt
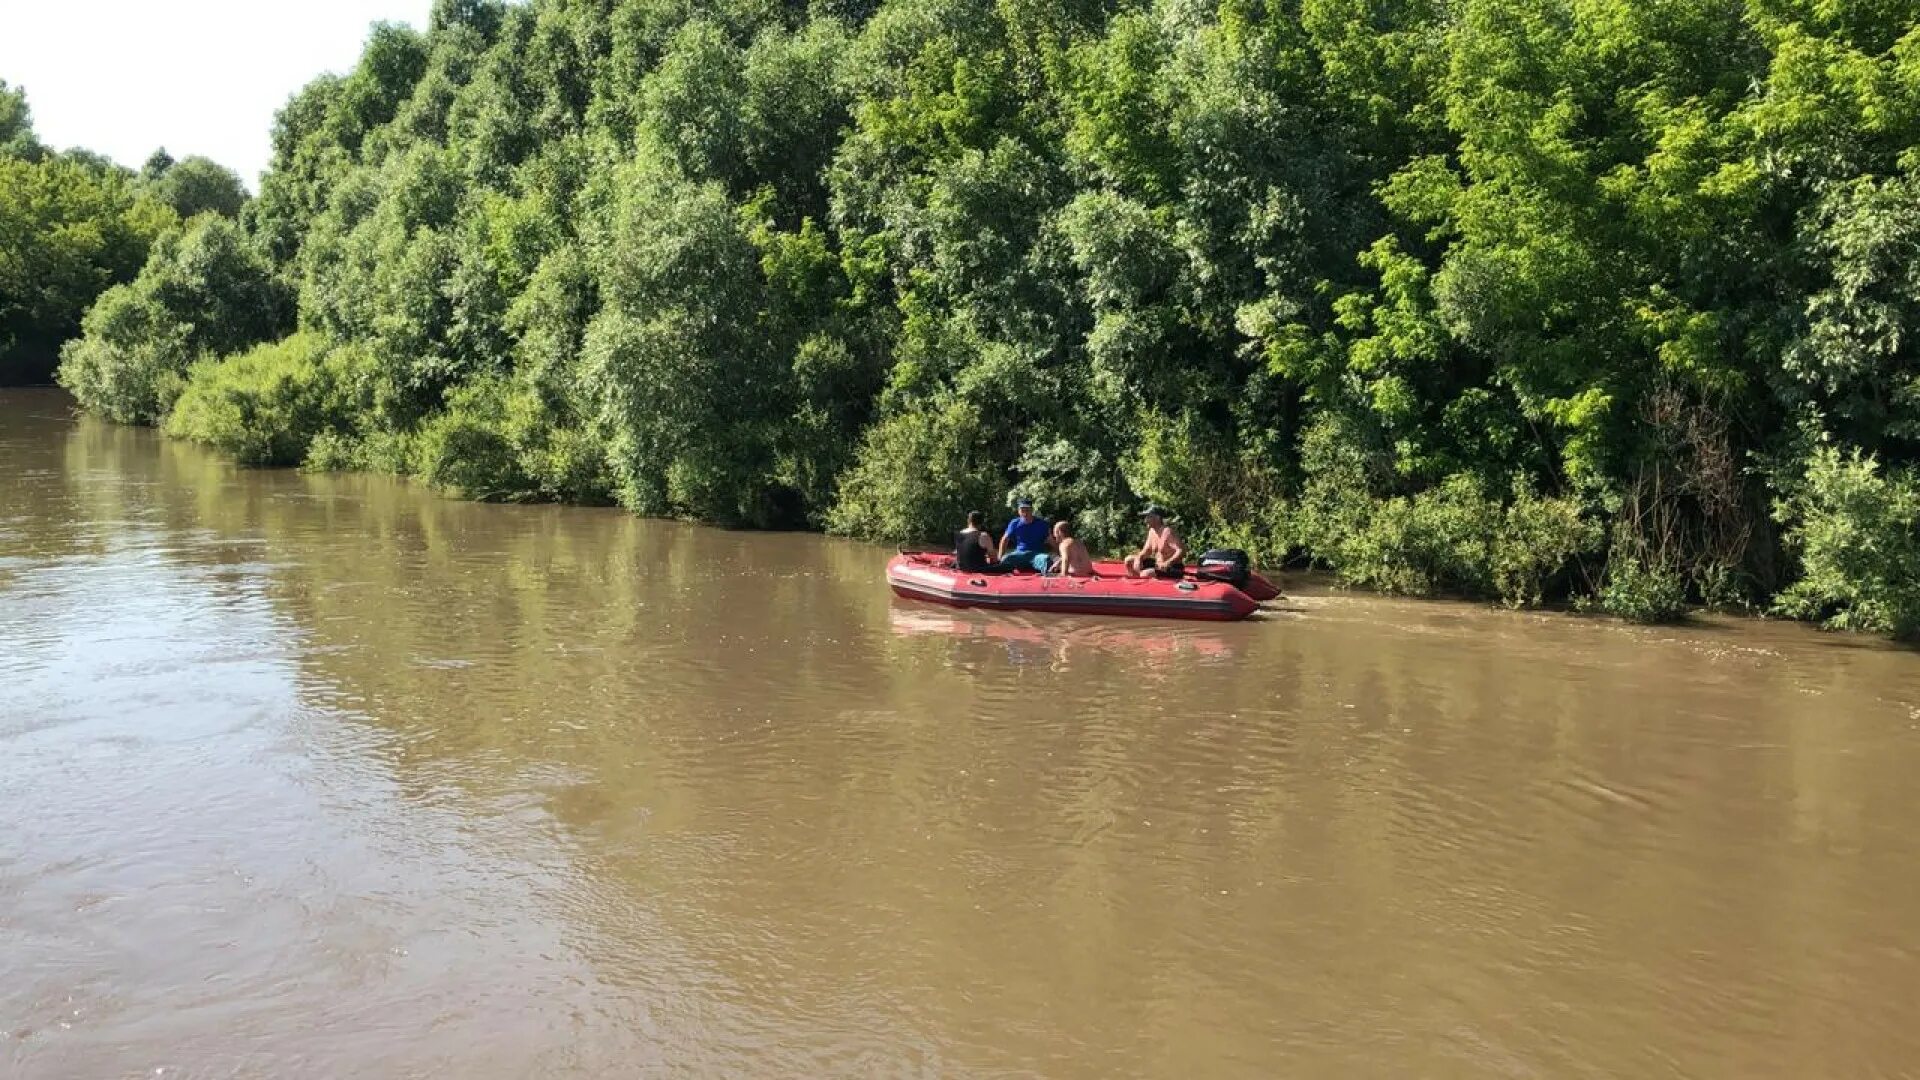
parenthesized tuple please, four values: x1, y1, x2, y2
(997, 498, 1052, 572)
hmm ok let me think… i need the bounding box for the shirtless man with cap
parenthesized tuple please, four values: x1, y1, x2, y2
(1124, 505, 1185, 579)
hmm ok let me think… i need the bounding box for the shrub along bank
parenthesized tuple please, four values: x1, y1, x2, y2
(54, 0, 1920, 636)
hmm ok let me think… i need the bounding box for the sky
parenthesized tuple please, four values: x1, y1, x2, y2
(0, 0, 434, 187)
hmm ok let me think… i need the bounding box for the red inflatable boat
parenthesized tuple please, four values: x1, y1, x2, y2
(886, 553, 1265, 621)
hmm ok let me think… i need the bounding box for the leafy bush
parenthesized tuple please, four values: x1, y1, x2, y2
(578, 167, 784, 525)
(1328, 475, 1498, 596)
(1598, 557, 1689, 624)
(163, 333, 351, 466)
(1494, 483, 1604, 608)
(135, 215, 291, 357)
(55, 285, 195, 423)
(414, 383, 528, 499)
(1773, 446, 1920, 639)
(303, 426, 418, 475)
(414, 377, 612, 502)
(57, 215, 291, 420)
(1291, 413, 1599, 605)
(145, 156, 248, 220)
(827, 400, 1006, 543)
(0, 148, 177, 383)
(1010, 437, 1134, 552)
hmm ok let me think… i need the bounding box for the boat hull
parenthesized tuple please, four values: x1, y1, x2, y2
(887, 554, 1260, 622)
(1086, 560, 1282, 602)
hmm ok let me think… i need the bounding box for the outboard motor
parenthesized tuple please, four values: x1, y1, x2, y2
(1195, 548, 1251, 589)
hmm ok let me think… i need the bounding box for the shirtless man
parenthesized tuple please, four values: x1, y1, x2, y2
(1124, 505, 1185, 579)
(1049, 520, 1095, 577)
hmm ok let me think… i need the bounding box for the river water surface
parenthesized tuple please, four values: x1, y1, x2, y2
(4, 388, 1919, 1078)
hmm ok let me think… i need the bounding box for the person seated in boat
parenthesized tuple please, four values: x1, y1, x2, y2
(996, 497, 1052, 572)
(953, 510, 1004, 573)
(1048, 520, 1095, 577)
(1125, 505, 1186, 579)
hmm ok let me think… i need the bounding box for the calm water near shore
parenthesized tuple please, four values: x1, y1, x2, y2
(4, 387, 1919, 1078)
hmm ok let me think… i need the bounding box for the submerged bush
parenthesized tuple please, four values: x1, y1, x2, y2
(1331, 474, 1497, 596)
(163, 333, 351, 466)
(55, 285, 195, 423)
(1774, 446, 1920, 639)
(414, 377, 612, 503)
(1598, 557, 1689, 624)
(1493, 484, 1605, 609)
(303, 426, 417, 475)
(1297, 460, 1600, 607)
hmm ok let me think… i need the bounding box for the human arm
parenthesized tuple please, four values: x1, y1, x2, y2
(998, 521, 1014, 559)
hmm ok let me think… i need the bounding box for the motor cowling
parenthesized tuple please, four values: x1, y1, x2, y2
(1195, 548, 1251, 589)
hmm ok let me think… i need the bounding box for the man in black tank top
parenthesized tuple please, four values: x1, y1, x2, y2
(954, 510, 1004, 572)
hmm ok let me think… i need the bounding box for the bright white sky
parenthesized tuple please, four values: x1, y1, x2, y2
(0, 0, 434, 187)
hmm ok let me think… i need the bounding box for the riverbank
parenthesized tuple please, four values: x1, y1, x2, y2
(18, 385, 1901, 645)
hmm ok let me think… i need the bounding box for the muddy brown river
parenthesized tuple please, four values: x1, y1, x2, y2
(4, 387, 1919, 1077)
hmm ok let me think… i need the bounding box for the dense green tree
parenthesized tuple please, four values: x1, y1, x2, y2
(57, 215, 290, 419)
(0, 79, 39, 160)
(141, 148, 176, 181)
(145, 154, 250, 219)
(0, 150, 175, 382)
(0, 83, 253, 383)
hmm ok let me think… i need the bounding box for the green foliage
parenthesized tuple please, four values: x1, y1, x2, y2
(1774, 445, 1920, 638)
(415, 376, 612, 502)
(0, 81, 251, 383)
(0, 151, 176, 382)
(0, 78, 41, 160)
(1011, 436, 1133, 551)
(1308, 476, 1600, 605)
(54, 284, 194, 423)
(164, 333, 358, 466)
(1289, 415, 1599, 604)
(1785, 168, 1920, 445)
(1599, 558, 1691, 625)
(46, 0, 1920, 635)
(57, 214, 290, 418)
(144, 155, 249, 220)
(1495, 483, 1604, 609)
(827, 399, 1004, 542)
(580, 165, 788, 524)
(139, 216, 291, 356)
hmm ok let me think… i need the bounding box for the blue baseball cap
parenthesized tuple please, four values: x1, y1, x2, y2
(1015, 497, 1034, 509)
